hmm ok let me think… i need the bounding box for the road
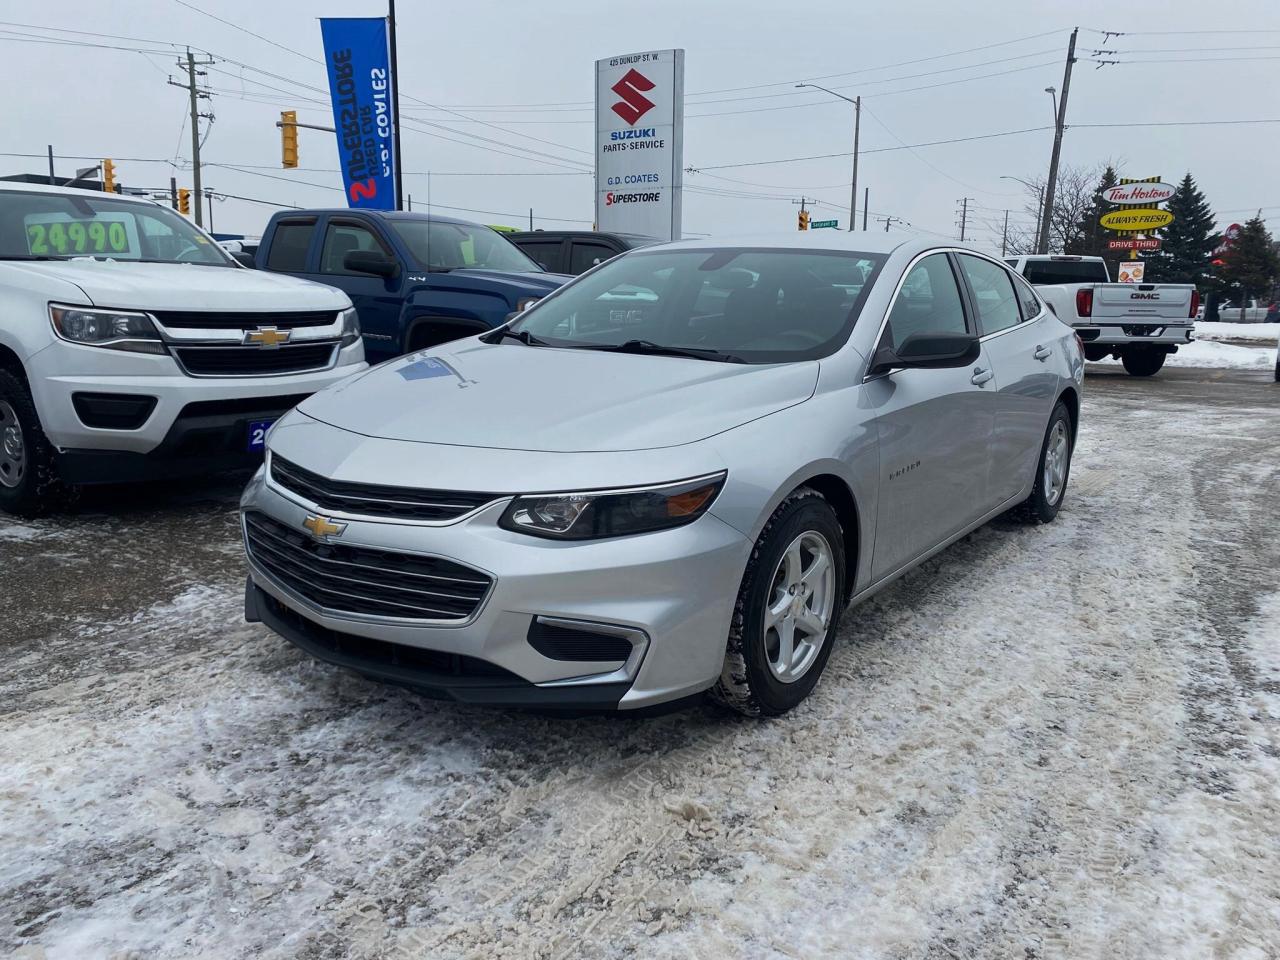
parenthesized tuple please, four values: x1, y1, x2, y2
(2, 366, 1278, 959)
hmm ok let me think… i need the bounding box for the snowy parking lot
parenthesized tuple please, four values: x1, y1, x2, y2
(2, 366, 1278, 959)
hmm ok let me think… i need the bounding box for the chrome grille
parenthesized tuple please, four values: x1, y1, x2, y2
(270, 455, 502, 521)
(153, 309, 339, 330)
(244, 511, 492, 621)
(175, 342, 337, 377)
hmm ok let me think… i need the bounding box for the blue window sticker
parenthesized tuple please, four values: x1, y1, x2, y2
(398, 357, 455, 381)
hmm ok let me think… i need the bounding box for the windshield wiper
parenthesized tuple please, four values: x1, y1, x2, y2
(479, 327, 549, 346)
(591, 339, 746, 363)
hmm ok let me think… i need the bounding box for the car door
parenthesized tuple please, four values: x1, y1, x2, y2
(305, 217, 405, 363)
(568, 238, 623, 274)
(955, 253, 1059, 506)
(864, 252, 998, 581)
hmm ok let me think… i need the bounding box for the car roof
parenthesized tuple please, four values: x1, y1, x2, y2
(0, 180, 157, 205)
(278, 209, 477, 227)
(642, 231, 926, 257)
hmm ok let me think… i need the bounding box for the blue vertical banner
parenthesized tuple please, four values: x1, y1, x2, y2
(319, 17, 397, 210)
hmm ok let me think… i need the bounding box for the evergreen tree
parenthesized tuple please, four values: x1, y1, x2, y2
(1065, 165, 1119, 260)
(1145, 173, 1219, 285)
(1218, 216, 1280, 308)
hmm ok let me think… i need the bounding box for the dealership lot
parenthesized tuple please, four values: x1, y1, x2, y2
(2, 366, 1278, 959)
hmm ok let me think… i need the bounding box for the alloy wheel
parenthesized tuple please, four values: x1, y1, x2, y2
(763, 531, 836, 683)
(0, 400, 26, 490)
(1043, 420, 1070, 506)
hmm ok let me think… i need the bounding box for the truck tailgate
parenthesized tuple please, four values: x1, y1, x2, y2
(1091, 283, 1193, 320)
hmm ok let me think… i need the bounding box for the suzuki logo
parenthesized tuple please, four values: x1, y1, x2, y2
(245, 326, 290, 348)
(611, 69, 656, 126)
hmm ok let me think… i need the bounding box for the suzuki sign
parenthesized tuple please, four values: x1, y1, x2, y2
(595, 49, 684, 241)
(1101, 181, 1176, 205)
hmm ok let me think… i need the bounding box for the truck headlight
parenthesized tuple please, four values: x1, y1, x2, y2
(499, 472, 726, 540)
(340, 307, 361, 347)
(49, 304, 165, 354)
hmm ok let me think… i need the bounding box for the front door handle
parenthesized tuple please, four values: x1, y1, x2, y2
(971, 366, 993, 386)
(1034, 345, 1053, 361)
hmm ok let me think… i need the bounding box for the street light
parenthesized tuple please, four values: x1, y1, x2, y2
(795, 82, 861, 231)
(1045, 86, 1059, 124)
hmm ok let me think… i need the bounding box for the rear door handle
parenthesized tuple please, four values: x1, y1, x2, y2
(971, 367, 993, 386)
(1034, 345, 1053, 361)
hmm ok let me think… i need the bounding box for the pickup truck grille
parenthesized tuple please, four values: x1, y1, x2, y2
(244, 511, 492, 622)
(152, 310, 339, 330)
(174, 343, 337, 376)
(270, 455, 502, 521)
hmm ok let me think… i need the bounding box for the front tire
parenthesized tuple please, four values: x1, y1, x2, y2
(1013, 401, 1073, 525)
(0, 369, 67, 517)
(710, 488, 846, 717)
(1121, 348, 1166, 376)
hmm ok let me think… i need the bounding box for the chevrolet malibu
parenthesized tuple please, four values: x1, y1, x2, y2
(241, 234, 1084, 716)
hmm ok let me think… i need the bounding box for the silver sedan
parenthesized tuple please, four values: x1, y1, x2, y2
(241, 234, 1084, 716)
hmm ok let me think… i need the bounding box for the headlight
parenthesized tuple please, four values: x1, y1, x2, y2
(339, 306, 361, 347)
(515, 297, 540, 313)
(49, 304, 165, 354)
(499, 472, 726, 540)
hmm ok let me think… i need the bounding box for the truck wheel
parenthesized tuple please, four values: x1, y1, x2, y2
(0, 369, 68, 517)
(1011, 402, 1073, 525)
(1121, 349, 1166, 377)
(710, 488, 846, 717)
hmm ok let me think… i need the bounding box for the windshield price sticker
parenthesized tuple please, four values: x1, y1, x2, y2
(24, 212, 140, 258)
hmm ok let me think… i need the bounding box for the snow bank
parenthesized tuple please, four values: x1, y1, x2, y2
(1092, 338, 1276, 370)
(1194, 321, 1280, 343)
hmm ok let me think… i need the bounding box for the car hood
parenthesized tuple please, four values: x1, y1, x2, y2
(11, 259, 348, 311)
(298, 340, 819, 452)
(430, 268, 573, 295)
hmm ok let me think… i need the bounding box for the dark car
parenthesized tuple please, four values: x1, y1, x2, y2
(257, 211, 572, 362)
(508, 230, 660, 275)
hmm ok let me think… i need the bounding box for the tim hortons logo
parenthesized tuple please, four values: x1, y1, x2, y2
(611, 69, 656, 126)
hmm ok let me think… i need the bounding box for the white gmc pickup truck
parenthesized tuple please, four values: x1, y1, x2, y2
(1004, 254, 1198, 377)
(0, 181, 366, 515)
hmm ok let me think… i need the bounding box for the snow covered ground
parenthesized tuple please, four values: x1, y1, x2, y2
(2, 372, 1279, 959)
(1092, 337, 1276, 370)
(1193, 320, 1279, 343)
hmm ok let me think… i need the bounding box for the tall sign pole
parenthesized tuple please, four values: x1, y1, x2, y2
(387, 0, 404, 210)
(1037, 28, 1077, 254)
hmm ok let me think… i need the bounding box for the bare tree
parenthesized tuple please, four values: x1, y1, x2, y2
(1011, 162, 1106, 254)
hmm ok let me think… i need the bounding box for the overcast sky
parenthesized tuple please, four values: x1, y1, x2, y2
(3, 0, 1278, 251)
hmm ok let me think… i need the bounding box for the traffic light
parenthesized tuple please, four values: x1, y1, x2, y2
(101, 158, 115, 194)
(281, 110, 298, 169)
(178, 188, 191, 215)
(798, 209, 810, 231)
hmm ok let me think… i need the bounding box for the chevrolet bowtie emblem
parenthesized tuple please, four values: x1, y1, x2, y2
(245, 326, 290, 348)
(302, 515, 347, 540)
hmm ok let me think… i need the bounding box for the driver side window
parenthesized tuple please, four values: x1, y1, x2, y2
(883, 254, 968, 351)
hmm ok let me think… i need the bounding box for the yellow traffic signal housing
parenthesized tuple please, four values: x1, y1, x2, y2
(798, 209, 810, 231)
(177, 188, 191, 215)
(281, 110, 299, 169)
(101, 158, 116, 193)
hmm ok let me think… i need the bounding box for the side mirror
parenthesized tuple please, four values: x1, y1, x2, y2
(230, 251, 256, 268)
(344, 250, 399, 278)
(870, 332, 981, 376)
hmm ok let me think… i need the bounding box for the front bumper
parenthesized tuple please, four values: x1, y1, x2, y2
(239, 467, 750, 710)
(27, 338, 366, 473)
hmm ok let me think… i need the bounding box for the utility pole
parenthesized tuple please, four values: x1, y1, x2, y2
(529, 208, 533, 230)
(1038, 28, 1078, 254)
(877, 215, 906, 232)
(862, 187, 868, 231)
(1000, 209, 1010, 256)
(169, 176, 178, 210)
(205, 189, 214, 232)
(46, 145, 55, 185)
(387, 0, 404, 210)
(956, 198, 973, 242)
(169, 49, 215, 227)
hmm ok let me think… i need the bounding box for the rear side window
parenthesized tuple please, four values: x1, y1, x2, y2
(265, 220, 315, 272)
(1020, 259, 1109, 285)
(884, 253, 968, 351)
(569, 240, 618, 274)
(1012, 273, 1043, 320)
(517, 239, 564, 271)
(958, 254, 1021, 335)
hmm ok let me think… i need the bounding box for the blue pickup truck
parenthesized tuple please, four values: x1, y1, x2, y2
(256, 210, 571, 362)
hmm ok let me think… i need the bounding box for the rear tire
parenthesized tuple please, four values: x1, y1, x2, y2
(0, 369, 69, 517)
(1012, 401, 1073, 525)
(1121, 348, 1166, 377)
(710, 488, 846, 717)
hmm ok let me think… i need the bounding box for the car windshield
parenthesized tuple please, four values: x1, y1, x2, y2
(1021, 259, 1109, 285)
(0, 189, 233, 266)
(390, 219, 541, 273)
(510, 247, 885, 364)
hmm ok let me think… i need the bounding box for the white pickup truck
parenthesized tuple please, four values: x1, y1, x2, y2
(1215, 299, 1274, 323)
(0, 181, 366, 515)
(1004, 254, 1198, 376)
